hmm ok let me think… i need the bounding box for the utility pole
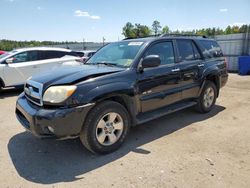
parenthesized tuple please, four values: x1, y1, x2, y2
(102, 37, 106, 46)
(83, 38, 85, 50)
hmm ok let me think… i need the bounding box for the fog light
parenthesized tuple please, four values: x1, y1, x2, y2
(48, 126, 54, 133)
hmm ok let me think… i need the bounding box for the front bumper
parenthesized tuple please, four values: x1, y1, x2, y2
(16, 93, 94, 139)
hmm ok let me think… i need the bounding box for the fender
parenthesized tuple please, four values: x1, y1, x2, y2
(198, 65, 221, 97)
(76, 82, 139, 125)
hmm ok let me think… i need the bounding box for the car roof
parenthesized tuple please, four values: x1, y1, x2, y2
(13, 47, 72, 53)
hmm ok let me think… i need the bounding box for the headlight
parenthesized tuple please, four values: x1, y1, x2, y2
(43, 85, 77, 104)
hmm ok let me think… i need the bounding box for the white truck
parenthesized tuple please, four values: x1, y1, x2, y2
(0, 47, 81, 91)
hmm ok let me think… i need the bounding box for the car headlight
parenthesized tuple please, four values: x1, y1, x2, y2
(43, 85, 77, 103)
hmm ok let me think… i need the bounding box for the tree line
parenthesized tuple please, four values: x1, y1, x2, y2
(1, 21, 249, 51)
(122, 20, 249, 38)
(0, 40, 75, 51)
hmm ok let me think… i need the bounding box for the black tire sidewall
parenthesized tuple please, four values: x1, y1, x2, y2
(81, 101, 130, 154)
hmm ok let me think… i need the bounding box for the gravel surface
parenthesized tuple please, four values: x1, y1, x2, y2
(0, 73, 250, 188)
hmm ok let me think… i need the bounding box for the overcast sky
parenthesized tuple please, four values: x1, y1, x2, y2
(0, 0, 249, 42)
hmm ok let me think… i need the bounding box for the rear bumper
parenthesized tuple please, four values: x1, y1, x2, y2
(16, 93, 94, 139)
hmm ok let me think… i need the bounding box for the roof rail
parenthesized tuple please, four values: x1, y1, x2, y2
(123, 34, 162, 40)
(161, 33, 207, 38)
(122, 34, 207, 40)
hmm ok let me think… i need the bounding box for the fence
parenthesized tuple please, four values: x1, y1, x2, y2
(215, 33, 250, 71)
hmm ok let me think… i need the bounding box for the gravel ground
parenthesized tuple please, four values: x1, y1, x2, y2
(0, 73, 250, 188)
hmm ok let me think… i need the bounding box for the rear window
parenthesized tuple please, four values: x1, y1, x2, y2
(197, 40, 223, 58)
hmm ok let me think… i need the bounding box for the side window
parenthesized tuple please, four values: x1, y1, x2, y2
(192, 43, 201, 59)
(198, 40, 223, 58)
(39, 51, 65, 60)
(12, 51, 38, 63)
(145, 41, 175, 65)
(177, 40, 195, 61)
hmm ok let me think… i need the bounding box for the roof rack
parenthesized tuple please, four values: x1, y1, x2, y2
(123, 34, 207, 40)
(160, 33, 207, 38)
(123, 34, 161, 40)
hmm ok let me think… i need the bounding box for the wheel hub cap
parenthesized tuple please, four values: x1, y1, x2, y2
(203, 87, 215, 108)
(96, 112, 124, 146)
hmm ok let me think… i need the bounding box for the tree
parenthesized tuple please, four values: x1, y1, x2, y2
(122, 22, 136, 38)
(134, 24, 151, 38)
(152, 20, 162, 36)
(162, 26, 170, 34)
(225, 26, 232, 34)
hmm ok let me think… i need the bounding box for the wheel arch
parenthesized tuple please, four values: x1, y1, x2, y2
(199, 73, 220, 97)
(0, 77, 5, 88)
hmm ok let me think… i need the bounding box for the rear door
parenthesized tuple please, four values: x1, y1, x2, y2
(3, 51, 40, 86)
(137, 40, 182, 112)
(175, 39, 203, 99)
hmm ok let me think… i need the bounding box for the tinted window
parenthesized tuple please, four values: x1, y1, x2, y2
(74, 52, 85, 57)
(145, 42, 175, 65)
(39, 51, 67, 60)
(12, 51, 39, 63)
(197, 40, 223, 58)
(177, 40, 195, 61)
(88, 52, 95, 57)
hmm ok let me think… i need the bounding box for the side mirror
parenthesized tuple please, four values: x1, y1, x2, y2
(141, 55, 161, 69)
(6, 58, 14, 64)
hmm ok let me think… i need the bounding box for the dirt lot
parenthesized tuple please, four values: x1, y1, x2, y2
(0, 73, 250, 188)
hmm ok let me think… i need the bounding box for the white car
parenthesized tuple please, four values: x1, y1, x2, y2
(0, 47, 80, 91)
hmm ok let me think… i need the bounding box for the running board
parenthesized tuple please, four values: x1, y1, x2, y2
(136, 101, 197, 125)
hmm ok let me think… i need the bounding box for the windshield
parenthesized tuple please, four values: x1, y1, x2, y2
(87, 41, 144, 68)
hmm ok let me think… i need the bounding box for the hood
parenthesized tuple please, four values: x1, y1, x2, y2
(30, 64, 124, 88)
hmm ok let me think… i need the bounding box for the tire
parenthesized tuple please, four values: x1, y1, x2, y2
(195, 81, 218, 113)
(80, 101, 130, 154)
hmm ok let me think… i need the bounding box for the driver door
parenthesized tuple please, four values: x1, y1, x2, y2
(137, 41, 182, 112)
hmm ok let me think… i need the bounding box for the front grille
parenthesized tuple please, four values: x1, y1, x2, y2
(24, 80, 43, 106)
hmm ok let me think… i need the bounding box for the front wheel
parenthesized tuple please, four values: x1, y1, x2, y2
(80, 101, 130, 154)
(196, 81, 218, 113)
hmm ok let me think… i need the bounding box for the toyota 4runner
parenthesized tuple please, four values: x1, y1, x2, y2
(15, 35, 228, 154)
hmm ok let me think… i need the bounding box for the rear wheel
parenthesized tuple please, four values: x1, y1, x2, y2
(196, 81, 217, 113)
(80, 101, 130, 154)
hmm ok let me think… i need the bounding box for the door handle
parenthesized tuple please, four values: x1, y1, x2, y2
(198, 64, 204, 67)
(33, 65, 38, 68)
(171, 68, 180, 72)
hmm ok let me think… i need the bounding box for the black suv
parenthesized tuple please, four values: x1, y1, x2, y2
(16, 35, 228, 154)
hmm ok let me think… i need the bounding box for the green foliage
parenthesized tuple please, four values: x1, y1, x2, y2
(0, 40, 76, 51)
(152, 20, 162, 35)
(162, 26, 170, 34)
(122, 21, 249, 38)
(122, 22, 151, 38)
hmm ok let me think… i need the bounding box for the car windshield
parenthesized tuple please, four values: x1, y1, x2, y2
(86, 41, 144, 68)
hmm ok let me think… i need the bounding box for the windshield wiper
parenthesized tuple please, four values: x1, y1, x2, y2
(94, 61, 118, 67)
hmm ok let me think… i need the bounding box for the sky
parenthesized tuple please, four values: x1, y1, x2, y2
(0, 0, 250, 42)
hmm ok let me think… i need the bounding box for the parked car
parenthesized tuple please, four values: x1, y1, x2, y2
(0, 47, 80, 90)
(15, 35, 228, 154)
(0, 50, 6, 55)
(76, 50, 96, 62)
